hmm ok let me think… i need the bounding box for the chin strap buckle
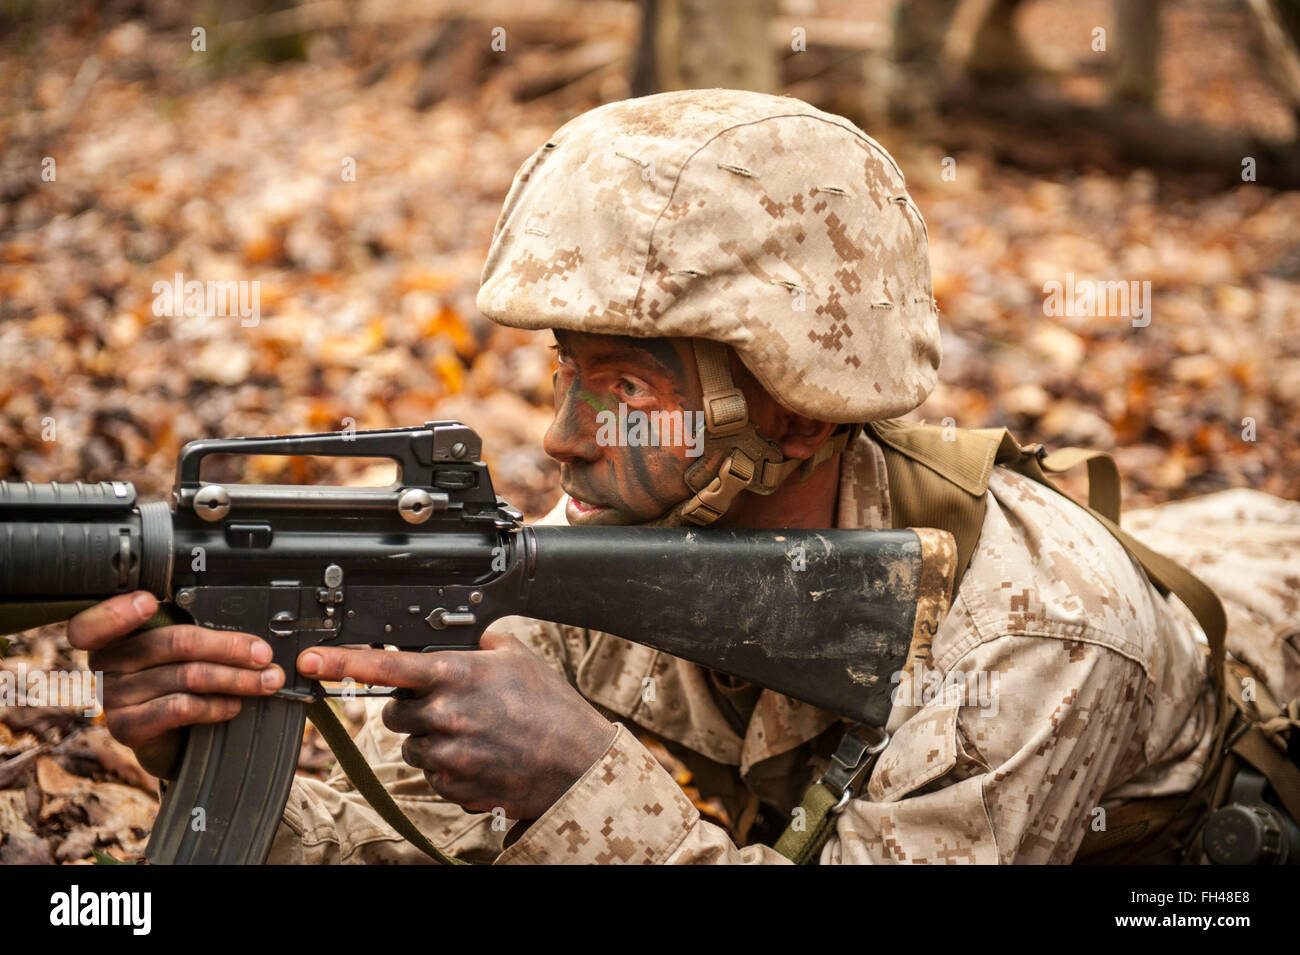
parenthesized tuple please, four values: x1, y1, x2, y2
(680, 450, 757, 525)
(680, 339, 855, 526)
(703, 388, 748, 438)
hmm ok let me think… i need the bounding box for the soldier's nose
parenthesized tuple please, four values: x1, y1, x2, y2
(544, 404, 600, 465)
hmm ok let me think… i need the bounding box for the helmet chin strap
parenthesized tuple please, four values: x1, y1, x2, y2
(637, 340, 855, 528)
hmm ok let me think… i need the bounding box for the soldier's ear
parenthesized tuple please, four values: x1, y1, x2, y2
(723, 347, 837, 460)
(774, 416, 838, 462)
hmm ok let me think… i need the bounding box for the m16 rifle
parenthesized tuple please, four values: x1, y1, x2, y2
(0, 420, 953, 864)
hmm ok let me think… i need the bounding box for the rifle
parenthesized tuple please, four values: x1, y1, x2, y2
(0, 420, 954, 864)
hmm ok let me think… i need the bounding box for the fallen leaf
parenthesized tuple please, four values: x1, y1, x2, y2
(0, 789, 51, 865)
(60, 725, 160, 796)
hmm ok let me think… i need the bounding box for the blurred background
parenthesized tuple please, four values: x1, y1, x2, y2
(1, 0, 1299, 862)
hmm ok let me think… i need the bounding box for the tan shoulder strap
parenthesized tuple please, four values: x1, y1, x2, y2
(999, 436, 1225, 678)
(865, 418, 1220, 668)
(866, 419, 998, 584)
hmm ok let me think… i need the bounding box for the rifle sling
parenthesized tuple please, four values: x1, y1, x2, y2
(304, 699, 466, 866)
(771, 782, 840, 864)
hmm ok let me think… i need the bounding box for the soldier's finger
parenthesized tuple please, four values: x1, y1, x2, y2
(106, 694, 242, 750)
(66, 592, 158, 651)
(401, 733, 463, 774)
(297, 646, 470, 690)
(90, 625, 273, 675)
(104, 663, 284, 708)
(382, 695, 461, 736)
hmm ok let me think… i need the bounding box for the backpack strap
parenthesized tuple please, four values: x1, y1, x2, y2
(865, 421, 1121, 580)
(864, 418, 1223, 673)
(865, 419, 999, 584)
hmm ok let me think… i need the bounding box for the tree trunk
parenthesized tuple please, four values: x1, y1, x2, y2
(647, 0, 778, 94)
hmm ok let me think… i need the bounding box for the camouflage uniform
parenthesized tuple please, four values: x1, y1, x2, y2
(1122, 491, 1300, 706)
(269, 444, 1300, 865)
(266, 90, 1299, 864)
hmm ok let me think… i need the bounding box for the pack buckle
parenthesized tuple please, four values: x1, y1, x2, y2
(820, 723, 890, 813)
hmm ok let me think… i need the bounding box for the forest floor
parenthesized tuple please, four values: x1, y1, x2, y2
(1, 0, 1297, 861)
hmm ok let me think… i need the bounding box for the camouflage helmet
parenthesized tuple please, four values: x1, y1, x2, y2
(477, 89, 942, 523)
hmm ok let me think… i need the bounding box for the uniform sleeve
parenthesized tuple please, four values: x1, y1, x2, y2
(494, 723, 792, 864)
(499, 632, 1157, 865)
(827, 632, 1158, 864)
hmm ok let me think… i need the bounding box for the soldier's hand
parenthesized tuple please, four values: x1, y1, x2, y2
(66, 591, 284, 779)
(298, 630, 617, 821)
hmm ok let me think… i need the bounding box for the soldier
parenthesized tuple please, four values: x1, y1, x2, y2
(68, 90, 1295, 864)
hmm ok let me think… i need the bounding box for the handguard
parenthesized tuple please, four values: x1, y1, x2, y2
(0, 421, 957, 864)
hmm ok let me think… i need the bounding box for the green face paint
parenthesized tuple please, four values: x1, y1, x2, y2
(544, 330, 710, 526)
(575, 390, 613, 414)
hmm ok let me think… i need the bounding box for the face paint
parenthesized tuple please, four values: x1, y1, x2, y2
(575, 390, 614, 414)
(545, 330, 706, 526)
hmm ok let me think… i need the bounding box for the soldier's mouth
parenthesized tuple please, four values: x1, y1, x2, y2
(567, 497, 608, 516)
(562, 485, 619, 525)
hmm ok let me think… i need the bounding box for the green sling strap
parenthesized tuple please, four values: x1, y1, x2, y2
(305, 699, 465, 865)
(772, 779, 841, 864)
(1, 598, 106, 634)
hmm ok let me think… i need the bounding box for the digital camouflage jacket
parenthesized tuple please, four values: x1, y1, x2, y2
(268, 429, 1299, 864)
